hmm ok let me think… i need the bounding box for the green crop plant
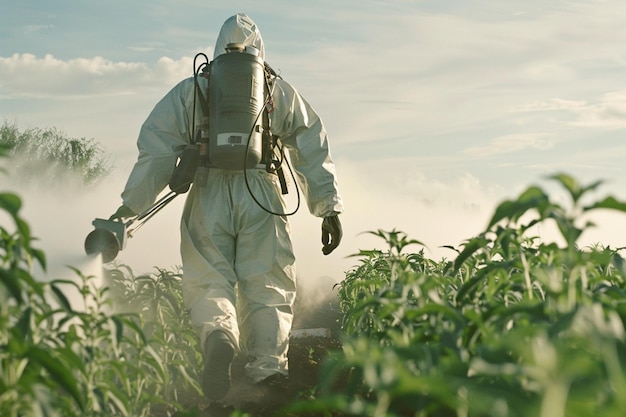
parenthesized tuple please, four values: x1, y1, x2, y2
(1, 248, 202, 416)
(0, 142, 201, 416)
(0, 143, 79, 417)
(292, 173, 626, 417)
(105, 264, 202, 409)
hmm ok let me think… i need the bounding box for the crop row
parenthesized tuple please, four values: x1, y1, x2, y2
(299, 174, 626, 417)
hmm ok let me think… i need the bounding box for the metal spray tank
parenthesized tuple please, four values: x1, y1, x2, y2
(207, 43, 265, 169)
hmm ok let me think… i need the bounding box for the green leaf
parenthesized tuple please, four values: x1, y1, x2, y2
(27, 346, 85, 411)
(548, 173, 604, 205)
(142, 345, 167, 383)
(14, 306, 32, 341)
(118, 314, 147, 345)
(50, 283, 73, 312)
(31, 248, 47, 270)
(0, 192, 22, 218)
(108, 316, 124, 356)
(177, 364, 203, 395)
(103, 383, 130, 416)
(15, 268, 44, 297)
(56, 346, 86, 374)
(413, 303, 465, 324)
(584, 196, 626, 213)
(455, 273, 485, 303)
(0, 268, 24, 303)
(549, 173, 582, 201)
(50, 278, 82, 293)
(15, 217, 32, 242)
(487, 186, 549, 229)
(453, 237, 489, 272)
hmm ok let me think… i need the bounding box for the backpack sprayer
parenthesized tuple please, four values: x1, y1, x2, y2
(84, 43, 300, 263)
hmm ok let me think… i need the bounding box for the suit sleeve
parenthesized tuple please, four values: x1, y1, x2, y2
(121, 78, 195, 214)
(270, 79, 344, 218)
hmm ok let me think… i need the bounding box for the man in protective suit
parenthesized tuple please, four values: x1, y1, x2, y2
(110, 13, 344, 402)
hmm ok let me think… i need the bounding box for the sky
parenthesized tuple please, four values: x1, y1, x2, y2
(2, 0, 626, 292)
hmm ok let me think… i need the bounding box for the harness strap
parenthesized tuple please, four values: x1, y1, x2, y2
(194, 73, 210, 120)
(261, 68, 289, 195)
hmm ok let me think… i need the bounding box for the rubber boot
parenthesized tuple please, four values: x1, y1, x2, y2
(202, 330, 235, 401)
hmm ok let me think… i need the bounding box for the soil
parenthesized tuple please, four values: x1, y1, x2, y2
(197, 335, 344, 417)
(169, 284, 347, 417)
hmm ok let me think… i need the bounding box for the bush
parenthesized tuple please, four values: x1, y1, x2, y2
(0, 121, 112, 186)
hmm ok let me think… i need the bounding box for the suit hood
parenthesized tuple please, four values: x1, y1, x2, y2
(214, 13, 265, 60)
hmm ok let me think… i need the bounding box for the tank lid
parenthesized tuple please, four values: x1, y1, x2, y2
(225, 42, 245, 53)
(225, 42, 260, 57)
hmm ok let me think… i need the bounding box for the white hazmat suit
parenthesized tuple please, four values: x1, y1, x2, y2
(117, 13, 344, 389)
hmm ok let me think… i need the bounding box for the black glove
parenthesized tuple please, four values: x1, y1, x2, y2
(109, 204, 136, 221)
(321, 215, 342, 255)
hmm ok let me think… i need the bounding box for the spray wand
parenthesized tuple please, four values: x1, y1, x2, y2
(84, 191, 178, 262)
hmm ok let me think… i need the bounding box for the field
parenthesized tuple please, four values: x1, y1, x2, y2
(3, 172, 626, 417)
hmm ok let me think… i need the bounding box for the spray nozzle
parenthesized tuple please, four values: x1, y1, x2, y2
(84, 218, 128, 263)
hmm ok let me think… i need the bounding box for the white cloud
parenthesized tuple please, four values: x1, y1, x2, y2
(463, 133, 554, 157)
(565, 90, 626, 128)
(517, 89, 626, 129)
(0, 53, 192, 99)
(518, 98, 587, 112)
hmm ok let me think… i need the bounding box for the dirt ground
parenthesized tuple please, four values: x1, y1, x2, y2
(174, 284, 346, 417)
(197, 334, 343, 417)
